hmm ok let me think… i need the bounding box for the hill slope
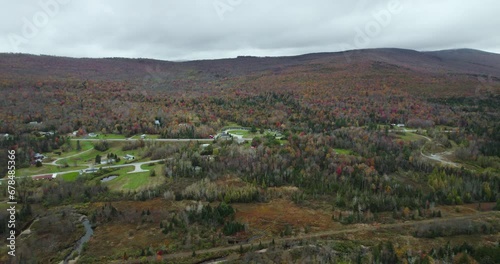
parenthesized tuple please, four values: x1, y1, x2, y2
(0, 48, 499, 97)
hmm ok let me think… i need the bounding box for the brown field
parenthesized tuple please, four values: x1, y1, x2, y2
(83, 199, 188, 261)
(436, 202, 496, 217)
(234, 199, 341, 238)
(71, 197, 500, 263)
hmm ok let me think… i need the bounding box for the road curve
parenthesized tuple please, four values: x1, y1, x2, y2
(2, 159, 166, 180)
(416, 134, 460, 167)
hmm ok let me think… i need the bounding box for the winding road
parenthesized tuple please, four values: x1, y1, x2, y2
(42, 147, 94, 166)
(1, 136, 257, 181)
(416, 134, 461, 167)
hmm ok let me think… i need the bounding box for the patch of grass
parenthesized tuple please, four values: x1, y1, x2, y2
(395, 132, 422, 142)
(15, 165, 59, 176)
(57, 141, 147, 167)
(61, 172, 80, 181)
(15, 165, 87, 177)
(122, 172, 150, 190)
(103, 166, 165, 191)
(227, 130, 250, 137)
(48, 141, 94, 159)
(96, 134, 127, 139)
(222, 122, 242, 129)
(334, 149, 352, 155)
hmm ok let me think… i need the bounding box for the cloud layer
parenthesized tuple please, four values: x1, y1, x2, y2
(1, 0, 499, 60)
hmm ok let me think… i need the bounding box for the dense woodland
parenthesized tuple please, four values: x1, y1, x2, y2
(0, 50, 499, 263)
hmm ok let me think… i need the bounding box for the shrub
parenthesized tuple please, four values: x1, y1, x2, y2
(94, 140, 109, 151)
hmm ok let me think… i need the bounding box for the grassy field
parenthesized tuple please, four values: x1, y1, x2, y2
(56, 141, 145, 167)
(227, 130, 251, 137)
(102, 165, 165, 191)
(44, 140, 94, 161)
(221, 122, 243, 129)
(15, 164, 86, 177)
(95, 133, 127, 139)
(61, 171, 80, 181)
(122, 172, 150, 189)
(395, 132, 423, 142)
(334, 148, 353, 155)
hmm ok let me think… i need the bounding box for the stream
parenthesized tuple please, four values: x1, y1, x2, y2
(63, 216, 94, 264)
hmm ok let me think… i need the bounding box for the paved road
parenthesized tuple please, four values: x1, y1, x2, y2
(2, 137, 255, 181)
(0, 159, 166, 181)
(101, 159, 161, 174)
(77, 138, 253, 142)
(78, 138, 214, 142)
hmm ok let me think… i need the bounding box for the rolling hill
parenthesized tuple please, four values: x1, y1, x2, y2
(0, 48, 499, 97)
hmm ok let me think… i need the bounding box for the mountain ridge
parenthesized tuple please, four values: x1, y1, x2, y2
(1, 48, 499, 97)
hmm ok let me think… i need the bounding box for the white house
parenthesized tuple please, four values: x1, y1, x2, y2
(79, 168, 98, 175)
(34, 153, 46, 160)
(124, 154, 135, 160)
(101, 158, 116, 165)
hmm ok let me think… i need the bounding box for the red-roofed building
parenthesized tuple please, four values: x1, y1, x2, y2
(33, 173, 57, 180)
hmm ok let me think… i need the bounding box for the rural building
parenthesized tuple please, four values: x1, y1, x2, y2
(79, 168, 98, 175)
(124, 154, 135, 160)
(34, 153, 45, 160)
(33, 173, 57, 180)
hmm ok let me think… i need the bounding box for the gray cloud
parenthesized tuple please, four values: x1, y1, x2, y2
(0, 0, 498, 60)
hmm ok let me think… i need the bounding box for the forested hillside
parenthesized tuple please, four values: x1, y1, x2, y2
(0, 49, 499, 263)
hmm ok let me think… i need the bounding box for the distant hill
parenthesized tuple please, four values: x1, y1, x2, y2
(1, 48, 499, 97)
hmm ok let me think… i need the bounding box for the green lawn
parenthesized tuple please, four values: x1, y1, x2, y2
(122, 171, 151, 190)
(221, 122, 243, 129)
(16, 165, 59, 176)
(96, 134, 127, 139)
(61, 172, 80, 181)
(395, 132, 422, 142)
(103, 165, 165, 191)
(45, 141, 93, 161)
(15, 165, 86, 177)
(57, 141, 145, 167)
(227, 130, 250, 137)
(334, 149, 353, 155)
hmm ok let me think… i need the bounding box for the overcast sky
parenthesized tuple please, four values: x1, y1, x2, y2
(1, 0, 499, 61)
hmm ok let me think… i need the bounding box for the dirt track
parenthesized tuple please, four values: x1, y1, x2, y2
(160, 210, 499, 261)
